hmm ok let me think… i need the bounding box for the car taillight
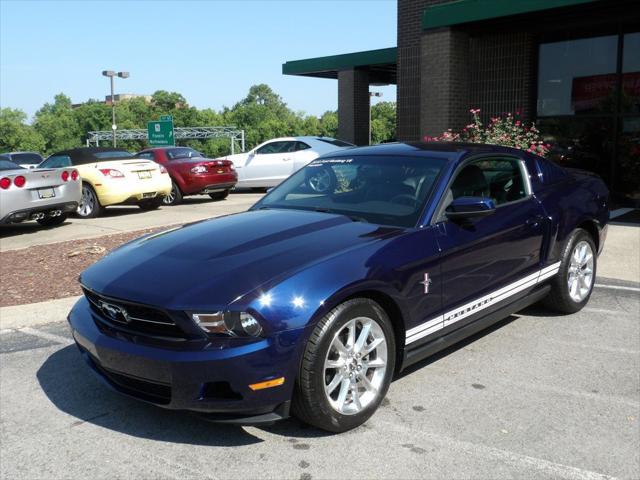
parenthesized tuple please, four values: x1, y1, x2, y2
(0, 177, 11, 189)
(71, 170, 79, 181)
(159, 166, 168, 174)
(99, 169, 125, 178)
(13, 175, 26, 188)
(61, 170, 69, 182)
(191, 165, 208, 174)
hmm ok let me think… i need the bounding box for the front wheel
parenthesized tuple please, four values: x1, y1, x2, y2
(77, 184, 102, 218)
(543, 228, 596, 313)
(292, 298, 395, 433)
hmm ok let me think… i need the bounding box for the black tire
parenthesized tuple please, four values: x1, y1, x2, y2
(36, 213, 67, 227)
(292, 298, 396, 433)
(77, 183, 103, 219)
(542, 228, 597, 314)
(138, 198, 162, 210)
(208, 190, 230, 201)
(162, 181, 183, 206)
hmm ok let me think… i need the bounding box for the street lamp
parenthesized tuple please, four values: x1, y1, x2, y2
(102, 70, 130, 147)
(369, 91, 383, 145)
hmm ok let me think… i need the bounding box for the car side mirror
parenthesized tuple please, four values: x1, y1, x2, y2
(445, 196, 496, 220)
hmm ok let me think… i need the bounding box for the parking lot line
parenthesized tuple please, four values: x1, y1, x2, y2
(375, 420, 619, 480)
(19, 327, 73, 346)
(594, 284, 640, 293)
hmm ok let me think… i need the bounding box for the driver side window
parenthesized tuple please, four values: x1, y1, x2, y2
(450, 157, 528, 206)
(256, 141, 292, 155)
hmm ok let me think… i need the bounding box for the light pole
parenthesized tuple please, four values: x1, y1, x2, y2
(102, 70, 130, 147)
(369, 91, 383, 145)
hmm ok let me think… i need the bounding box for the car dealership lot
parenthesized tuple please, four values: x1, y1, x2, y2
(0, 192, 263, 252)
(1, 286, 637, 479)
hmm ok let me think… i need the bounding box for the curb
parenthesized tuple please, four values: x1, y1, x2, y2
(0, 296, 81, 330)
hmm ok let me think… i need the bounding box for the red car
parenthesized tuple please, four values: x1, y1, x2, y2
(135, 147, 237, 205)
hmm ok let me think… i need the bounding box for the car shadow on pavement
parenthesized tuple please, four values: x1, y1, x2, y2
(37, 345, 330, 444)
(0, 220, 72, 239)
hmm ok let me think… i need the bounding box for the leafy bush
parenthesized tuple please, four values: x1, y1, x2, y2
(425, 109, 551, 157)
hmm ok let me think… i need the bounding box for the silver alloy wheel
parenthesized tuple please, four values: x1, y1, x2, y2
(163, 185, 176, 205)
(308, 170, 332, 193)
(567, 240, 594, 303)
(323, 316, 388, 415)
(78, 185, 95, 217)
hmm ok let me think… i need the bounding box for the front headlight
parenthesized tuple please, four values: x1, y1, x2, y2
(191, 311, 263, 337)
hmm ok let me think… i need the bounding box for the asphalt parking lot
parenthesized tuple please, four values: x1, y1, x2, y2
(1, 285, 638, 479)
(0, 192, 264, 252)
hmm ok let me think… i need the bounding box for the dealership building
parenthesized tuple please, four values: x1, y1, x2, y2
(283, 0, 640, 206)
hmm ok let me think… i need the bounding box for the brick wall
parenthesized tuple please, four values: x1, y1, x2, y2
(397, 0, 450, 141)
(338, 69, 370, 146)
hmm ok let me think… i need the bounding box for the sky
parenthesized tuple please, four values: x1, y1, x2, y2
(0, 0, 397, 120)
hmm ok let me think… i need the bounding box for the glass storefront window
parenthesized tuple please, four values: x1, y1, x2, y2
(617, 117, 640, 202)
(622, 33, 640, 114)
(537, 36, 618, 116)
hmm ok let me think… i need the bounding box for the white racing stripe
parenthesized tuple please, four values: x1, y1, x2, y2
(406, 262, 561, 345)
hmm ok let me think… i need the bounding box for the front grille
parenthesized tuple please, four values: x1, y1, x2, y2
(89, 355, 171, 405)
(83, 287, 189, 340)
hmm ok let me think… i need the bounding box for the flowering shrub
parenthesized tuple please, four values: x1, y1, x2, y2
(425, 109, 551, 157)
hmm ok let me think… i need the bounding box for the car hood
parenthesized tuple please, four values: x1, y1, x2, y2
(80, 209, 401, 310)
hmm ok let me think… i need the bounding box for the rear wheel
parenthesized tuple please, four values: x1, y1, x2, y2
(37, 213, 67, 227)
(208, 190, 230, 201)
(543, 228, 596, 313)
(77, 184, 102, 218)
(292, 298, 395, 433)
(163, 181, 182, 206)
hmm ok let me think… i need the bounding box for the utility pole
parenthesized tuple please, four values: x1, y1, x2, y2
(102, 70, 130, 147)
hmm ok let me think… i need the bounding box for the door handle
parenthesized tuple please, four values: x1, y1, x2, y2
(526, 215, 545, 228)
(282, 157, 291, 161)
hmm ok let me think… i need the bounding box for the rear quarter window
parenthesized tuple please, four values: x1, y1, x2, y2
(536, 158, 568, 184)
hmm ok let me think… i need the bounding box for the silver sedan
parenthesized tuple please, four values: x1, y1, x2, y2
(0, 159, 82, 227)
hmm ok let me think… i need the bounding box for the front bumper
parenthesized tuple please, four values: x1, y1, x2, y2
(67, 297, 304, 423)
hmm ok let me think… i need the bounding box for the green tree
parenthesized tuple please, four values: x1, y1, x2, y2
(33, 93, 81, 153)
(0, 108, 46, 152)
(371, 101, 396, 144)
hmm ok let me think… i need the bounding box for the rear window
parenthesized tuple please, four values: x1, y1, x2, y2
(166, 148, 200, 160)
(12, 152, 43, 165)
(316, 138, 355, 148)
(93, 151, 133, 160)
(0, 160, 23, 171)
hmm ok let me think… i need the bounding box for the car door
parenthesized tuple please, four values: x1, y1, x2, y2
(434, 155, 547, 335)
(243, 141, 297, 186)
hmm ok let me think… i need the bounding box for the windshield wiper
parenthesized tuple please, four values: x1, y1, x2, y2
(313, 207, 368, 224)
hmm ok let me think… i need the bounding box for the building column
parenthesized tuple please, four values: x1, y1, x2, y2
(420, 28, 470, 138)
(338, 68, 370, 146)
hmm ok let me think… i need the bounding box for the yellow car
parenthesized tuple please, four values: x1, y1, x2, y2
(40, 147, 172, 218)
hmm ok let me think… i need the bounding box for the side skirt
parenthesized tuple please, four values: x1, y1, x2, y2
(401, 285, 551, 370)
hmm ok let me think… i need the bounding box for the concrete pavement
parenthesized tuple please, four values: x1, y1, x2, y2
(0, 286, 638, 479)
(0, 193, 263, 252)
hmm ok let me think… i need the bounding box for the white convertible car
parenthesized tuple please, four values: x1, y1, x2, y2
(219, 136, 354, 189)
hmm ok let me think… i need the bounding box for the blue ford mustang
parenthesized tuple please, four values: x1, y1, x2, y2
(68, 142, 608, 432)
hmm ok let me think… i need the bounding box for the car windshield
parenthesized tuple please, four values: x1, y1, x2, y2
(92, 151, 133, 160)
(254, 155, 446, 228)
(166, 148, 200, 160)
(0, 160, 24, 171)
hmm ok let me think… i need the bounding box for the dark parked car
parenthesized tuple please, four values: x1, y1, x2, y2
(135, 147, 237, 205)
(69, 142, 608, 432)
(0, 152, 44, 169)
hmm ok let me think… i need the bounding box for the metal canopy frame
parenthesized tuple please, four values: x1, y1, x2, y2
(86, 126, 246, 154)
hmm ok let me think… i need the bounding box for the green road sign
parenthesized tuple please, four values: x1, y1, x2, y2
(160, 115, 173, 122)
(147, 120, 174, 146)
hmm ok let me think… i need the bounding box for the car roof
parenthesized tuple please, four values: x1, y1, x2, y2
(320, 142, 529, 160)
